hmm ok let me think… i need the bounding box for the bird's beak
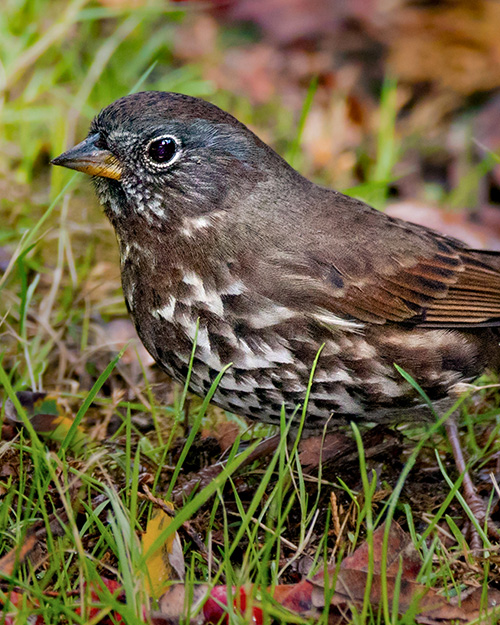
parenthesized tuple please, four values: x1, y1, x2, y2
(51, 133, 122, 180)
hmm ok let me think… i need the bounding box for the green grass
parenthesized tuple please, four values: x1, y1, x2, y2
(1, 1, 500, 623)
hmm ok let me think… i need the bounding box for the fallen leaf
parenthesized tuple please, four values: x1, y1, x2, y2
(278, 579, 317, 616)
(75, 577, 125, 624)
(0, 532, 38, 576)
(142, 501, 185, 599)
(313, 569, 469, 622)
(201, 420, 240, 451)
(278, 522, 500, 623)
(3, 391, 89, 453)
(299, 432, 355, 470)
(212, 0, 378, 46)
(0, 591, 44, 625)
(203, 586, 263, 625)
(340, 522, 422, 581)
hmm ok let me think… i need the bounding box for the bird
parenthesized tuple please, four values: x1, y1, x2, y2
(52, 91, 500, 531)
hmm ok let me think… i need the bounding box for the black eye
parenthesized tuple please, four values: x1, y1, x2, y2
(146, 136, 179, 166)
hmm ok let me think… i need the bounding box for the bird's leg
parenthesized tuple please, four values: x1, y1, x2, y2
(444, 412, 499, 542)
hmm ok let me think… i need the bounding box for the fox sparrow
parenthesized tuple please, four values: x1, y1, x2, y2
(53, 91, 500, 529)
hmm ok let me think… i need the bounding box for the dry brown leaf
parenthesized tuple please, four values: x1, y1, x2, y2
(339, 521, 422, 580)
(201, 420, 240, 451)
(314, 569, 470, 623)
(299, 432, 355, 470)
(281, 522, 500, 623)
(0, 533, 38, 577)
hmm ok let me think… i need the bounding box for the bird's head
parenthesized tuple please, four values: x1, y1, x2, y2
(52, 91, 287, 231)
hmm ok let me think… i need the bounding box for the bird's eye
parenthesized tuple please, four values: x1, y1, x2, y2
(145, 136, 180, 168)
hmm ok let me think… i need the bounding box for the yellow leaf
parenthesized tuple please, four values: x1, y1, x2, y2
(142, 501, 185, 599)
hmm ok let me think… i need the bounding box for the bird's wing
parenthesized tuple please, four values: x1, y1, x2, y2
(253, 193, 500, 328)
(316, 246, 500, 326)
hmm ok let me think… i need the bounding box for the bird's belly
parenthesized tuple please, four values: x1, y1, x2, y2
(131, 296, 418, 423)
(134, 307, 318, 421)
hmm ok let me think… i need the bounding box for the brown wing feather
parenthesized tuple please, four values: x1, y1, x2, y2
(423, 254, 500, 324)
(336, 248, 500, 326)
